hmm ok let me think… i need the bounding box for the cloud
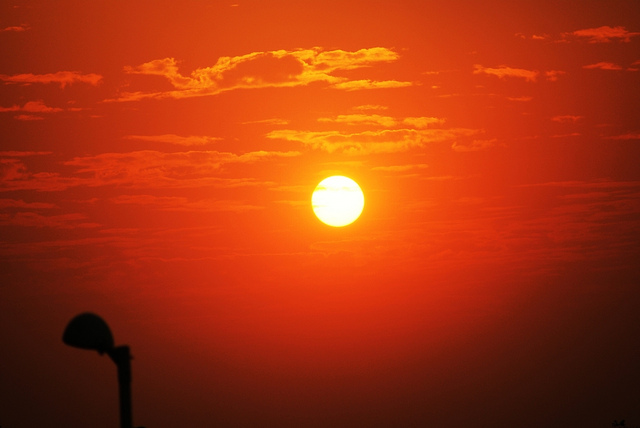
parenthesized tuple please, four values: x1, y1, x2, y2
(521, 26, 640, 45)
(0, 100, 64, 114)
(0, 151, 52, 157)
(0, 211, 98, 229)
(0, 155, 77, 192)
(531, 34, 548, 40)
(124, 134, 222, 146)
(1, 153, 47, 186)
(318, 114, 398, 127)
(15, 114, 44, 121)
(516, 179, 640, 190)
(604, 132, 640, 140)
(330, 79, 412, 91)
(0, 200, 94, 232)
(1, 149, 298, 192)
(550, 132, 581, 139)
(515, 32, 550, 41)
(582, 60, 639, 72)
(451, 138, 500, 152)
(544, 70, 565, 81)
(551, 115, 583, 123)
(403, 117, 445, 128)
(0, 198, 56, 209)
(112, 47, 409, 101)
(0, 100, 85, 120)
(110, 194, 262, 213)
(506, 181, 640, 268)
(353, 104, 388, 111)
(242, 118, 290, 125)
(267, 113, 472, 154)
(317, 114, 444, 129)
(267, 127, 479, 155)
(507, 96, 533, 102)
(371, 163, 429, 172)
(421, 175, 461, 181)
(0, 71, 103, 87)
(569, 26, 640, 43)
(1, 24, 29, 32)
(583, 62, 624, 71)
(63, 150, 299, 188)
(473, 64, 539, 82)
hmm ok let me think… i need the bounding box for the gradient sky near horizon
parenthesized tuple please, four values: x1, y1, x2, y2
(1, 1, 640, 427)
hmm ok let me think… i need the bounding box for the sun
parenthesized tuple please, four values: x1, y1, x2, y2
(312, 176, 365, 227)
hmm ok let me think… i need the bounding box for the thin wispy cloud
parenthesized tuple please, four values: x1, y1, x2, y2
(0, 71, 103, 87)
(403, 117, 445, 128)
(124, 134, 223, 146)
(268, 127, 479, 155)
(371, 163, 429, 172)
(111, 194, 263, 212)
(604, 132, 640, 140)
(0, 211, 98, 229)
(0, 151, 53, 157)
(507, 96, 533, 102)
(0, 100, 85, 120)
(111, 47, 411, 101)
(330, 79, 412, 91)
(550, 132, 581, 139)
(569, 26, 640, 43)
(451, 138, 501, 152)
(268, 112, 471, 154)
(317, 114, 444, 128)
(1, 24, 29, 32)
(516, 179, 640, 190)
(519, 26, 640, 44)
(14, 114, 43, 121)
(515, 32, 550, 41)
(353, 104, 389, 111)
(318, 114, 398, 127)
(242, 118, 290, 125)
(473, 64, 539, 82)
(0, 100, 63, 113)
(1, 149, 299, 192)
(544, 70, 565, 81)
(0, 198, 56, 209)
(583, 62, 624, 71)
(63, 150, 299, 188)
(552, 115, 583, 123)
(1, 156, 77, 192)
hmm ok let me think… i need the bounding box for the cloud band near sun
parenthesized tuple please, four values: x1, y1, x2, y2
(1, 149, 299, 192)
(0, 71, 103, 87)
(569, 25, 640, 43)
(267, 113, 481, 154)
(112, 47, 412, 101)
(267, 127, 480, 155)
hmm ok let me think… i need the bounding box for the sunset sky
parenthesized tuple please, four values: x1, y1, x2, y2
(2, 1, 640, 427)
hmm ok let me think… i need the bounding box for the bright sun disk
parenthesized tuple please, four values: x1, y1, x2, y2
(312, 176, 364, 227)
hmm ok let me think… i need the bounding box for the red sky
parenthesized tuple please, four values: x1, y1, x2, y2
(1, 1, 640, 427)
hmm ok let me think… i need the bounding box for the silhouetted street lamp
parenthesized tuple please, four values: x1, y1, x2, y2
(63, 312, 141, 428)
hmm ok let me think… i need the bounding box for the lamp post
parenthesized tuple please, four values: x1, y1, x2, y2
(63, 312, 138, 428)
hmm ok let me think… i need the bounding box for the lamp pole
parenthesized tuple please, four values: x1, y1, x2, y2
(108, 345, 133, 428)
(63, 313, 139, 428)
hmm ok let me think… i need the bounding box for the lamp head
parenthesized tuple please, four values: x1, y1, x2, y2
(63, 312, 115, 355)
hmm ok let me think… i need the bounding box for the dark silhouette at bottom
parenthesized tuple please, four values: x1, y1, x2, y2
(63, 312, 144, 428)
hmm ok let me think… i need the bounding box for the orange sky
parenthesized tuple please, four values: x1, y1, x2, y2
(2, 1, 640, 427)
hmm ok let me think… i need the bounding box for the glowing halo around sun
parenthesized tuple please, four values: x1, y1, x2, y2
(312, 176, 365, 227)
